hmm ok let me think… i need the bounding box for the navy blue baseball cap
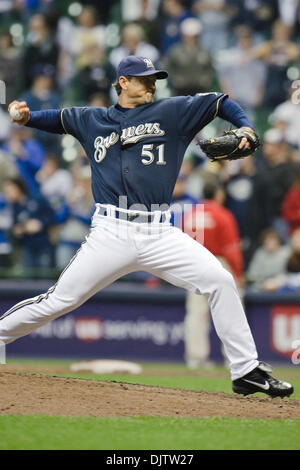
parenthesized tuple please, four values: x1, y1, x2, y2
(117, 56, 168, 80)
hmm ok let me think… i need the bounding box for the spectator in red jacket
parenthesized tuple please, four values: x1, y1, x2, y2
(184, 181, 243, 282)
(183, 181, 243, 369)
(282, 170, 300, 235)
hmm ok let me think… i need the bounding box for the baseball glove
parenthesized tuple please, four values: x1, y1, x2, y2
(198, 128, 260, 162)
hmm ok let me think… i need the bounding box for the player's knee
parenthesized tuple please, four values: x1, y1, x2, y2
(216, 267, 236, 290)
(205, 265, 235, 291)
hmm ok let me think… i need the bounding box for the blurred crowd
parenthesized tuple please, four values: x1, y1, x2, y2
(0, 0, 300, 292)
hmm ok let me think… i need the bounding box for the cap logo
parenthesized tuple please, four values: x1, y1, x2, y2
(143, 58, 154, 69)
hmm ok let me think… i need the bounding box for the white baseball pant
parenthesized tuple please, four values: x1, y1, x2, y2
(0, 205, 258, 380)
(184, 258, 233, 367)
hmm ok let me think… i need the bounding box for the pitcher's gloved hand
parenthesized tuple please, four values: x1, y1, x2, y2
(198, 127, 260, 162)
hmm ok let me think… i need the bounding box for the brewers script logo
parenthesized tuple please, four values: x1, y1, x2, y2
(94, 123, 165, 162)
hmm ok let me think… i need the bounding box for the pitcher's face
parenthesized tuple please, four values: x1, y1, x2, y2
(124, 75, 157, 105)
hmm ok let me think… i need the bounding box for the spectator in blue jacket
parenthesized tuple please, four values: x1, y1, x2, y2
(170, 172, 198, 229)
(3, 177, 55, 270)
(161, 0, 192, 53)
(20, 66, 61, 152)
(2, 126, 45, 197)
(55, 166, 94, 270)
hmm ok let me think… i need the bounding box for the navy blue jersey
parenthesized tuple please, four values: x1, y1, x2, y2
(61, 93, 226, 210)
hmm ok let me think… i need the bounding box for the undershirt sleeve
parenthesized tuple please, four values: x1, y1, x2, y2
(25, 109, 65, 134)
(217, 98, 254, 129)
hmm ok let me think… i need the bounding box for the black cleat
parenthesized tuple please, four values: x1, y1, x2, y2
(232, 362, 294, 398)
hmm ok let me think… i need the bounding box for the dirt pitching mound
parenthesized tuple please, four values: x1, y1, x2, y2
(0, 368, 299, 419)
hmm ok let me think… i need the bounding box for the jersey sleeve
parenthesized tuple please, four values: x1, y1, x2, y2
(60, 107, 90, 142)
(174, 93, 227, 139)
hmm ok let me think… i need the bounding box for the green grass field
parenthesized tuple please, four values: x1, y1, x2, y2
(1, 415, 300, 450)
(1, 358, 300, 450)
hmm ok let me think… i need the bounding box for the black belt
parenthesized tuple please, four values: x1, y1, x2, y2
(97, 206, 169, 223)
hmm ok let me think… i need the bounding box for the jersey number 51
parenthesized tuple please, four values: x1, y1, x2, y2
(141, 144, 166, 166)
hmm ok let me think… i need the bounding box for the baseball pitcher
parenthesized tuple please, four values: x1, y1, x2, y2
(1, 56, 293, 397)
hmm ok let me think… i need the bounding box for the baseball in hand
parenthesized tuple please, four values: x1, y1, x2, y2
(9, 104, 24, 121)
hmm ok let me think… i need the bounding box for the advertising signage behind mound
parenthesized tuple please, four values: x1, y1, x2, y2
(271, 304, 300, 359)
(6, 300, 187, 361)
(3, 285, 300, 364)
